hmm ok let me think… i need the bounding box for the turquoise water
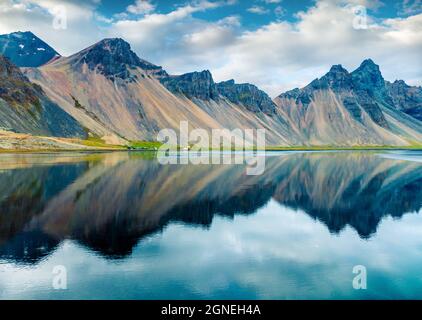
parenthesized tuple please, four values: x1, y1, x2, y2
(0, 151, 421, 299)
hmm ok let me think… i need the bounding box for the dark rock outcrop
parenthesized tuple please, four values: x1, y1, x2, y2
(160, 70, 219, 101)
(216, 80, 277, 115)
(350, 59, 389, 127)
(386, 80, 422, 121)
(76, 38, 166, 82)
(161, 72, 276, 115)
(0, 31, 59, 67)
(310, 64, 353, 91)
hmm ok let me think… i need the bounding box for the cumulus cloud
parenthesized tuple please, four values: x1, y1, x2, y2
(127, 0, 156, 15)
(108, 0, 238, 67)
(247, 6, 270, 15)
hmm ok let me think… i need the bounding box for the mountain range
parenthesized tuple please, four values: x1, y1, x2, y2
(0, 31, 421, 147)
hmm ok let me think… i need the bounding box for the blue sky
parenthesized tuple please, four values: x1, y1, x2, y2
(95, 0, 411, 25)
(0, 0, 421, 95)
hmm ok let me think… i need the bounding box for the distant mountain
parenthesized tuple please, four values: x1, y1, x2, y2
(0, 31, 60, 67)
(0, 55, 86, 137)
(275, 59, 422, 145)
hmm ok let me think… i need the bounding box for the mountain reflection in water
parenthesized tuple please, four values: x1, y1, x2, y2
(0, 151, 421, 265)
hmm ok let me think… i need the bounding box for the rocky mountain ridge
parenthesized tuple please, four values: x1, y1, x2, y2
(0, 31, 420, 147)
(275, 59, 422, 145)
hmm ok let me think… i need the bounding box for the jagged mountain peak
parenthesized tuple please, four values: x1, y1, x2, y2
(93, 37, 128, 48)
(352, 58, 385, 90)
(328, 64, 349, 74)
(0, 31, 59, 67)
(316, 64, 352, 90)
(391, 79, 410, 88)
(359, 58, 378, 69)
(8, 31, 36, 37)
(70, 37, 165, 81)
(353, 59, 382, 76)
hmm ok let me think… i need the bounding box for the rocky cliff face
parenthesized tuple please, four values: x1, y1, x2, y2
(386, 80, 422, 121)
(216, 80, 276, 115)
(160, 70, 218, 100)
(0, 31, 59, 67)
(161, 72, 276, 115)
(0, 55, 86, 138)
(350, 59, 390, 128)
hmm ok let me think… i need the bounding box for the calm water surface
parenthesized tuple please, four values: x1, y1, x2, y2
(0, 151, 421, 299)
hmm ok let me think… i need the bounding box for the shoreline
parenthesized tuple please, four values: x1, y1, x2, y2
(1, 146, 421, 154)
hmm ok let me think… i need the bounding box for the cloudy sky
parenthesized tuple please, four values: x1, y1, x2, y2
(0, 0, 421, 96)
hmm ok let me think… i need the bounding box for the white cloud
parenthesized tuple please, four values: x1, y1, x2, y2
(127, 0, 156, 15)
(108, 0, 237, 65)
(247, 6, 270, 15)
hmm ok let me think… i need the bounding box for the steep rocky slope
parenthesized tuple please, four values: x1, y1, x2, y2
(0, 55, 86, 138)
(275, 60, 422, 146)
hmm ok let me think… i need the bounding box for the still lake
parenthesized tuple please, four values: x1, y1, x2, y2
(0, 150, 421, 299)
